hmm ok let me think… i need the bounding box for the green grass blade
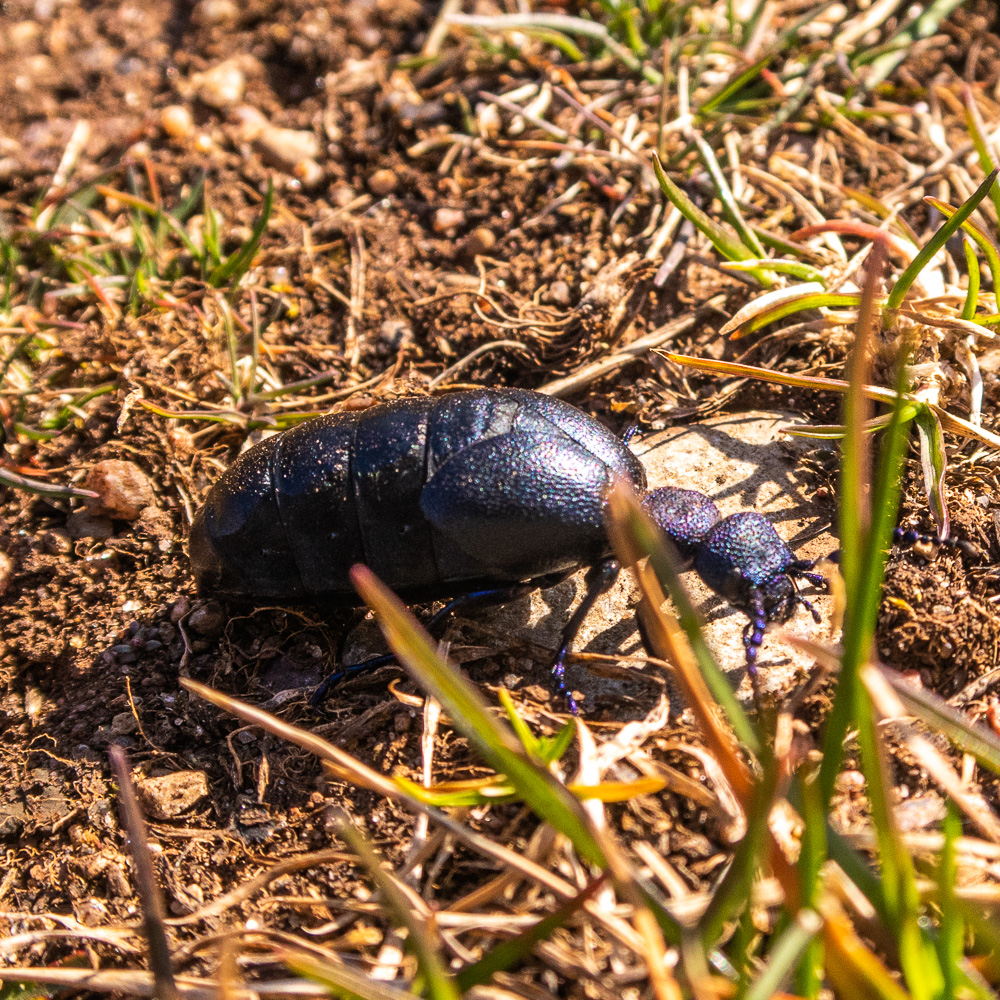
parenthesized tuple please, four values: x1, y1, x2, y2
(913, 406, 949, 537)
(721, 258, 826, 283)
(208, 179, 274, 290)
(886, 169, 998, 312)
(699, 53, 773, 114)
(963, 85, 1000, 223)
(962, 238, 981, 321)
(937, 805, 963, 1000)
(741, 909, 822, 1000)
(793, 771, 826, 996)
(818, 242, 883, 805)
(337, 824, 461, 1000)
(651, 153, 762, 267)
(692, 132, 767, 260)
(723, 291, 862, 338)
(350, 565, 611, 870)
(498, 688, 546, 759)
(924, 197, 1000, 310)
(455, 877, 606, 989)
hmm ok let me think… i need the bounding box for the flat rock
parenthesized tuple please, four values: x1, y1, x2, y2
(136, 770, 209, 820)
(481, 411, 840, 710)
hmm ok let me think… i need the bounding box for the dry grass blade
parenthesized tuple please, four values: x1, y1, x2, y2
(108, 745, 178, 1000)
(179, 679, 647, 954)
(0, 968, 328, 999)
(604, 483, 754, 805)
(337, 821, 461, 1000)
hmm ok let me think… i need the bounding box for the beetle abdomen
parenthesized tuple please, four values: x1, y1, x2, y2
(190, 388, 645, 602)
(190, 435, 306, 599)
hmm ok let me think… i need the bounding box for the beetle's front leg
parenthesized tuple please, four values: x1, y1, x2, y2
(549, 558, 621, 715)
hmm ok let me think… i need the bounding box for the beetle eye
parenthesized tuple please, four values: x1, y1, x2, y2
(721, 566, 748, 605)
(762, 576, 797, 620)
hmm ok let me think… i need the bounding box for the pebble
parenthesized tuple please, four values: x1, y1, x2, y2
(0, 551, 11, 596)
(544, 280, 571, 307)
(232, 104, 267, 142)
(84, 460, 155, 520)
(433, 207, 465, 234)
(368, 168, 398, 196)
(136, 770, 209, 820)
(188, 601, 226, 636)
(459, 226, 496, 258)
(253, 125, 320, 170)
(192, 60, 245, 109)
(293, 157, 325, 188)
(111, 712, 139, 736)
(9, 21, 40, 48)
(193, 0, 238, 24)
(161, 104, 194, 139)
(170, 597, 191, 623)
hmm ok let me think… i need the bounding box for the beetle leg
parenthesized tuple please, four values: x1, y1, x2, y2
(549, 559, 621, 715)
(311, 582, 544, 707)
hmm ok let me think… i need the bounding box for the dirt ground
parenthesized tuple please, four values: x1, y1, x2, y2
(3, 0, 1000, 992)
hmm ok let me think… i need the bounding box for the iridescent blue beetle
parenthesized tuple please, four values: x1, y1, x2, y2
(189, 388, 953, 708)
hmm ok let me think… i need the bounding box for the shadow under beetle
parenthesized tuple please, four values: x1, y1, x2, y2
(189, 387, 960, 710)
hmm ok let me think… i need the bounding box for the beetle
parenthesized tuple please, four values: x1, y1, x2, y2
(190, 387, 957, 709)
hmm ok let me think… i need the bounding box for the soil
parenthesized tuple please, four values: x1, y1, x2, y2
(2, 0, 1000, 992)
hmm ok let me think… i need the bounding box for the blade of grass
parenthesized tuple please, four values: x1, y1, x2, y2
(604, 483, 760, 759)
(604, 485, 758, 792)
(692, 132, 767, 260)
(913, 407, 949, 538)
(349, 564, 612, 871)
(963, 84, 1000, 223)
(962, 237, 981, 321)
(721, 288, 860, 338)
(720, 259, 826, 283)
(886, 169, 998, 312)
(741, 909, 822, 1000)
(651, 154, 766, 271)
(924, 197, 1000, 309)
(936, 806, 962, 1000)
(337, 822, 461, 1000)
(455, 875, 607, 990)
(831, 237, 938, 995)
(818, 240, 884, 804)
(208, 179, 274, 290)
(657, 352, 1000, 450)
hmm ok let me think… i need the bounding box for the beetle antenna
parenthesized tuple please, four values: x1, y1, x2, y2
(742, 588, 767, 680)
